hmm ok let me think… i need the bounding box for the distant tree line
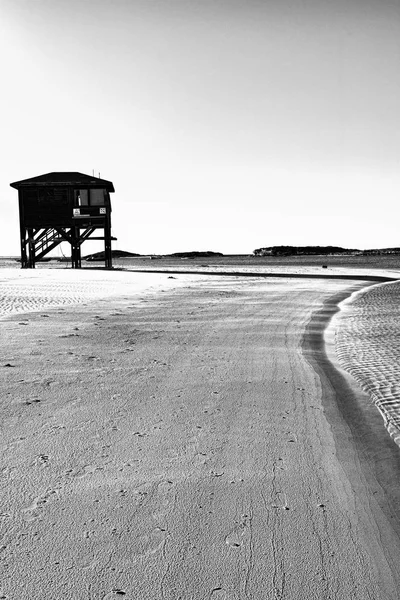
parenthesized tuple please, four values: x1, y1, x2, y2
(168, 251, 223, 258)
(361, 248, 400, 255)
(253, 246, 359, 256)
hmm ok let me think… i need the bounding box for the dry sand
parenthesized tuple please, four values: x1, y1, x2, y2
(1, 269, 400, 599)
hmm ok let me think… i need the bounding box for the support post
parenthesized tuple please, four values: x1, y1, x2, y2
(20, 230, 28, 268)
(27, 228, 35, 268)
(76, 230, 82, 269)
(19, 194, 28, 268)
(104, 213, 112, 269)
(71, 226, 81, 269)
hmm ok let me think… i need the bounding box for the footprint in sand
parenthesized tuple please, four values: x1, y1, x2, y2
(127, 480, 173, 557)
(37, 454, 49, 466)
(225, 514, 251, 548)
(24, 398, 41, 406)
(133, 526, 168, 557)
(59, 333, 79, 338)
(4, 437, 26, 452)
(151, 480, 174, 521)
(211, 588, 238, 600)
(22, 489, 58, 522)
(103, 590, 126, 598)
(65, 464, 103, 479)
(225, 529, 243, 548)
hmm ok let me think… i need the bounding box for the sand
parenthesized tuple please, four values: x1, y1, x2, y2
(1, 269, 400, 599)
(332, 281, 400, 445)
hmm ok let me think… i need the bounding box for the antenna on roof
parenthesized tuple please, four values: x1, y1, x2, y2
(98, 172, 100, 178)
(92, 169, 94, 177)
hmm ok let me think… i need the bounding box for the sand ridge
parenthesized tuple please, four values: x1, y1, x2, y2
(0, 268, 211, 321)
(333, 280, 400, 446)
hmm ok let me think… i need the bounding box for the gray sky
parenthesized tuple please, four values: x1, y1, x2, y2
(2, 0, 399, 255)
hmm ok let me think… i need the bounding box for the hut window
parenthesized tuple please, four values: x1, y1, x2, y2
(76, 188, 106, 206)
(77, 190, 89, 206)
(90, 189, 106, 205)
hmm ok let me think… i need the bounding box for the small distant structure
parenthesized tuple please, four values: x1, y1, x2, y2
(10, 172, 115, 268)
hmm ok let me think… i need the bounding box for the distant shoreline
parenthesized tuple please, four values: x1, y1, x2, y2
(3, 246, 400, 262)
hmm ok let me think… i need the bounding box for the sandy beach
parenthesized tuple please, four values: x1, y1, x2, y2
(1, 268, 400, 599)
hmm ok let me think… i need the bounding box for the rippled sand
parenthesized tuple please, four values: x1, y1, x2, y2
(334, 281, 400, 445)
(0, 269, 207, 320)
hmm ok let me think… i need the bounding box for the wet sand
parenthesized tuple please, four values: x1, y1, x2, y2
(333, 281, 400, 446)
(1, 270, 400, 599)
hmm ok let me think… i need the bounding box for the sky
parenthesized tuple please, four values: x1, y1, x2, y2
(1, 0, 399, 256)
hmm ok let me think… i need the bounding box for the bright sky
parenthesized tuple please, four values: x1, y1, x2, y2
(1, 0, 399, 255)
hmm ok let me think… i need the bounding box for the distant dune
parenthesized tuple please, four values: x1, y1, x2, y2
(166, 251, 224, 258)
(253, 245, 359, 256)
(253, 245, 400, 257)
(84, 250, 141, 261)
(85, 250, 224, 261)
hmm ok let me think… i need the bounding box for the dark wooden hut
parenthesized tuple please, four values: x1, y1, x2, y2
(10, 172, 115, 268)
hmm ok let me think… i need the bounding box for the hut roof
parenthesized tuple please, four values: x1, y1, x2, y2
(10, 172, 115, 192)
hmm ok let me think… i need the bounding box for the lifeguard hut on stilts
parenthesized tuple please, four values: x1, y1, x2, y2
(10, 172, 115, 268)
